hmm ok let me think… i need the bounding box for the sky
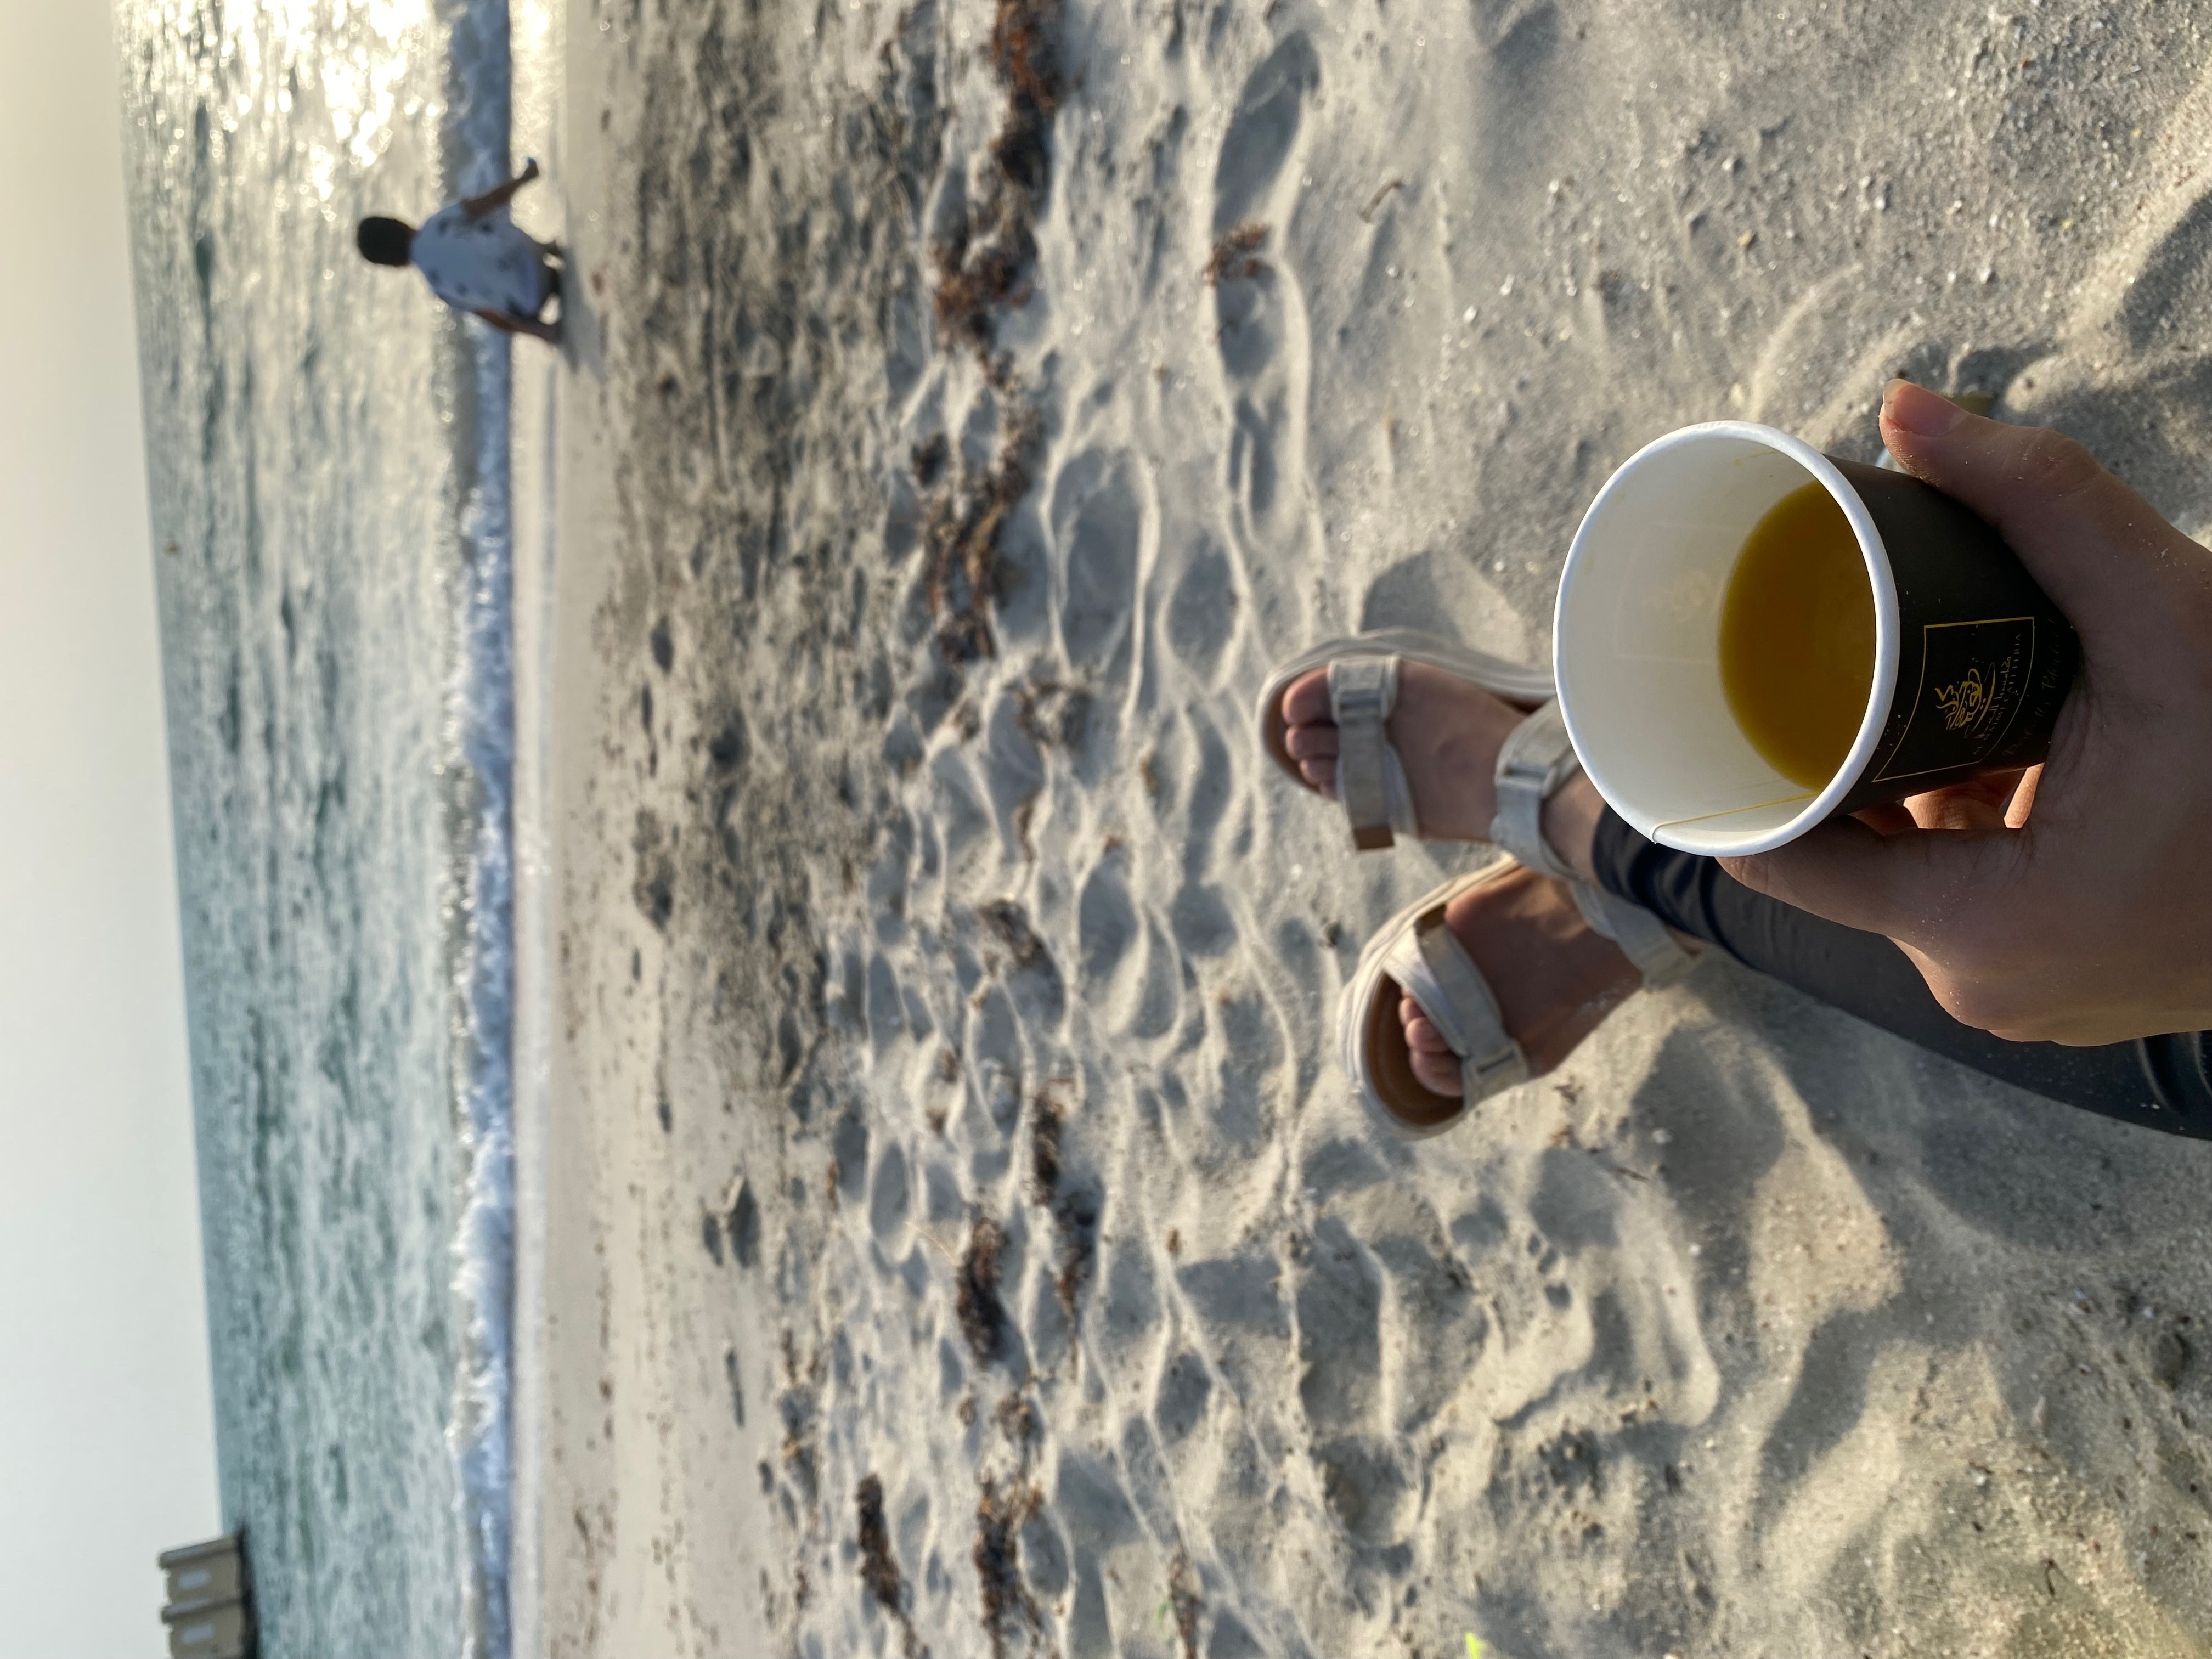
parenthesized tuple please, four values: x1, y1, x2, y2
(0, 3, 223, 1654)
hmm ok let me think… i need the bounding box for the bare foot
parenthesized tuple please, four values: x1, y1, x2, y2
(1397, 864, 1643, 1094)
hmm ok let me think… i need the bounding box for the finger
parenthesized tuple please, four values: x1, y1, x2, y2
(1297, 759, 1336, 794)
(1900, 785, 2010, 832)
(2005, 763, 2044, 827)
(1878, 379, 2193, 642)
(1280, 670, 1332, 727)
(1970, 766, 2027, 803)
(1851, 803, 1918, 836)
(1283, 724, 1339, 762)
(1909, 768, 2022, 816)
(1719, 812, 2019, 940)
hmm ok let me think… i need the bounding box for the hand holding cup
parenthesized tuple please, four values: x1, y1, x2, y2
(1722, 381, 2212, 1045)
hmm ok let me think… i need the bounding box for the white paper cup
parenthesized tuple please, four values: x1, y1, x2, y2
(1554, 421, 2077, 857)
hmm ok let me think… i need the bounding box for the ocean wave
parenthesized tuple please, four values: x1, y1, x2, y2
(442, 3, 517, 1656)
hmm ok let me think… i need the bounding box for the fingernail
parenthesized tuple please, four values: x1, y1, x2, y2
(1882, 378, 1967, 438)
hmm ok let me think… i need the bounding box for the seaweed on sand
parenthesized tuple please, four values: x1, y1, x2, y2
(856, 1474, 925, 1655)
(973, 1476, 1042, 1658)
(922, 404, 1043, 663)
(1204, 220, 1269, 286)
(957, 1214, 1008, 1363)
(1168, 1549, 1202, 1659)
(1027, 1087, 1097, 1317)
(933, 0, 1063, 362)
(923, 0, 1062, 661)
(978, 897, 1046, 968)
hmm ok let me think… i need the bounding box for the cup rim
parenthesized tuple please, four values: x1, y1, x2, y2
(1553, 420, 1903, 856)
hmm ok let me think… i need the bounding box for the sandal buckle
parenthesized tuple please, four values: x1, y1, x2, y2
(1328, 660, 1392, 730)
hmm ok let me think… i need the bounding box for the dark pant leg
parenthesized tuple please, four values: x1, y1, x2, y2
(1589, 810, 2212, 1138)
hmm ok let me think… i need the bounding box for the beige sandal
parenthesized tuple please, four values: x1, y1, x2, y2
(1338, 864, 1532, 1138)
(1339, 857, 1698, 1138)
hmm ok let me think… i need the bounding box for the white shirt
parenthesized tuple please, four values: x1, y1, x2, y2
(409, 203, 546, 317)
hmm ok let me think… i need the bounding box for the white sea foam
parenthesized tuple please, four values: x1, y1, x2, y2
(449, 317, 517, 1659)
(444, 7, 521, 1657)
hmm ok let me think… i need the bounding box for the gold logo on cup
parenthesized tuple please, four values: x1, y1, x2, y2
(1933, 667, 1989, 731)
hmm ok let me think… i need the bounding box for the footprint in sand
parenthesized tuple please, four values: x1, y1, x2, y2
(920, 1154, 964, 1231)
(1051, 447, 1147, 682)
(1206, 1613, 1267, 1659)
(1076, 856, 1180, 1039)
(1153, 1348, 1214, 1444)
(1210, 34, 1319, 560)
(963, 982, 1024, 1122)
(1169, 881, 1235, 959)
(1024, 1263, 1075, 1375)
(1208, 988, 1288, 1158)
(867, 1138, 910, 1248)
(1751, 1306, 1886, 1504)
(1076, 856, 1139, 987)
(1053, 1452, 1142, 1657)
(1294, 1216, 1384, 1436)
(1161, 529, 1239, 686)
(928, 747, 995, 877)
(1099, 1235, 1163, 1350)
(981, 692, 1046, 850)
(864, 812, 915, 946)
(1213, 33, 1319, 238)
(929, 1336, 963, 1413)
(1018, 1499, 1070, 1602)
(1313, 1437, 1409, 1545)
(1369, 1225, 1490, 1433)
(1172, 711, 1237, 876)
(1177, 1251, 1289, 1351)
(865, 952, 905, 1054)
(831, 1113, 870, 1208)
(1111, 1417, 1177, 1543)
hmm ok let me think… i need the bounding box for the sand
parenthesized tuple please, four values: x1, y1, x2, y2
(512, 1, 2212, 1655)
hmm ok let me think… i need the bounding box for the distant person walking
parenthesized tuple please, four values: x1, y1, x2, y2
(357, 159, 563, 343)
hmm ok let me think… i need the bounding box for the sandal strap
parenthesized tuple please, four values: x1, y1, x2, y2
(1490, 699, 1583, 883)
(1329, 657, 1419, 851)
(1571, 883, 1701, 988)
(1383, 896, 1529, 1102)
(1494, 700, 1702, 988)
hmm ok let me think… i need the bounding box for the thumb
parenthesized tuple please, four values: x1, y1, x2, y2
(1719, 812, 2019, 944)
(1877, 378, 2179, 645)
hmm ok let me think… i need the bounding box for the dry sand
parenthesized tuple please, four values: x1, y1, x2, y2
(515, 1, 2212, 1655)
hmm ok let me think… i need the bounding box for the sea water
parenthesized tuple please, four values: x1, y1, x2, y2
(117, 1, 523, 1652)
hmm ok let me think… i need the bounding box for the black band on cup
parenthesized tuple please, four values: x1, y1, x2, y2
(1830, 459, 2079, 815)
